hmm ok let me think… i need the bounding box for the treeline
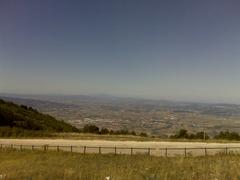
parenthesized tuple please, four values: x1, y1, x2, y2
(170, 129, 209, 140)
(80, 124, 148, 137)
(0, 124, 148, 138)
(171, 129, 240, 140)
(214, 131, 240, 140)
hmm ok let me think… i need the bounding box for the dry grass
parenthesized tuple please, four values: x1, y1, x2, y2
(0, 149, 240, 179)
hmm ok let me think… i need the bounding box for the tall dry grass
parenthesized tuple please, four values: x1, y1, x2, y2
(0, 149, 240, 179)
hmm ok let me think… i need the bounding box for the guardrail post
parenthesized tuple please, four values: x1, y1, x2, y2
(165, 148, 168, 157)
(225, 147, 228, 155)
(83, 146, 86, 155)
(99, 147, 101, 154)
(131, 148, 133, 155)
(148, 148, 151, 155)
(70, 146, 73, 153)
(32, 145, 34, 151)
(44, 145, 47, 151)
(114, 147, 117, 155)
(57, 146, 59, 152)
(184, 148, 187, 157)
(204, 148, 207, 156)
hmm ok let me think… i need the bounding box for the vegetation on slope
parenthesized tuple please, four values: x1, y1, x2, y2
(0, 99, 79, 134)
(0, 150, 240, 179)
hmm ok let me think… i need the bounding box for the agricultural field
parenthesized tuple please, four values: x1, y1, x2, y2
(0, 149, 240, 180)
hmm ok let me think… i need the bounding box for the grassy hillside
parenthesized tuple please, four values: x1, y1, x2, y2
(0, 99, 78, 133)
(0, 149, 240, 179)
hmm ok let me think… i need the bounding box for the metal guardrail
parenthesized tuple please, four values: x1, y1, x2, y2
(1, 144, 240, 157)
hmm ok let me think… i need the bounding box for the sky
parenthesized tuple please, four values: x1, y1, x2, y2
(1, 0, 240, 103)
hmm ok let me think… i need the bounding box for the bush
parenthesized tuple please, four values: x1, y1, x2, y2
(139, 132, 148, 137)
(83, 125, 99, 134)
(81, 124, 140, 136)
(100, 128, 109, 134)
(214, 131, 240, 140)
(130, 131, 136, 136)
(171, 129, 209, 140)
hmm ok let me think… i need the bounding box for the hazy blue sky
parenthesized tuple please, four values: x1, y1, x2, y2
(1, 0, 240, 103)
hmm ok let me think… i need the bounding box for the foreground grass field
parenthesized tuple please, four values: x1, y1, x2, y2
(0, 150, 240, 179)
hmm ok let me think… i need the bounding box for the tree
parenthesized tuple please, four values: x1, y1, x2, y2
(177, 129, 188, 138)
(131, 131, 136, 136)
(139, 132, 148, 137)
(100, 128, 109, 134)
(214, 131, 240, 140)
(194, 131, 209, 140)
(83, 124, 99, 134)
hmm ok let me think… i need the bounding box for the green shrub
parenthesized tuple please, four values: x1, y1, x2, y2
(214, 131, 240, 140)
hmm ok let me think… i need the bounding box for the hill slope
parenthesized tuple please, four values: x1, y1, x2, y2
(0, 99, 78, 132)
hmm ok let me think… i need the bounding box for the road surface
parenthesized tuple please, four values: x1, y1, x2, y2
(1, 139, 240, 156)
